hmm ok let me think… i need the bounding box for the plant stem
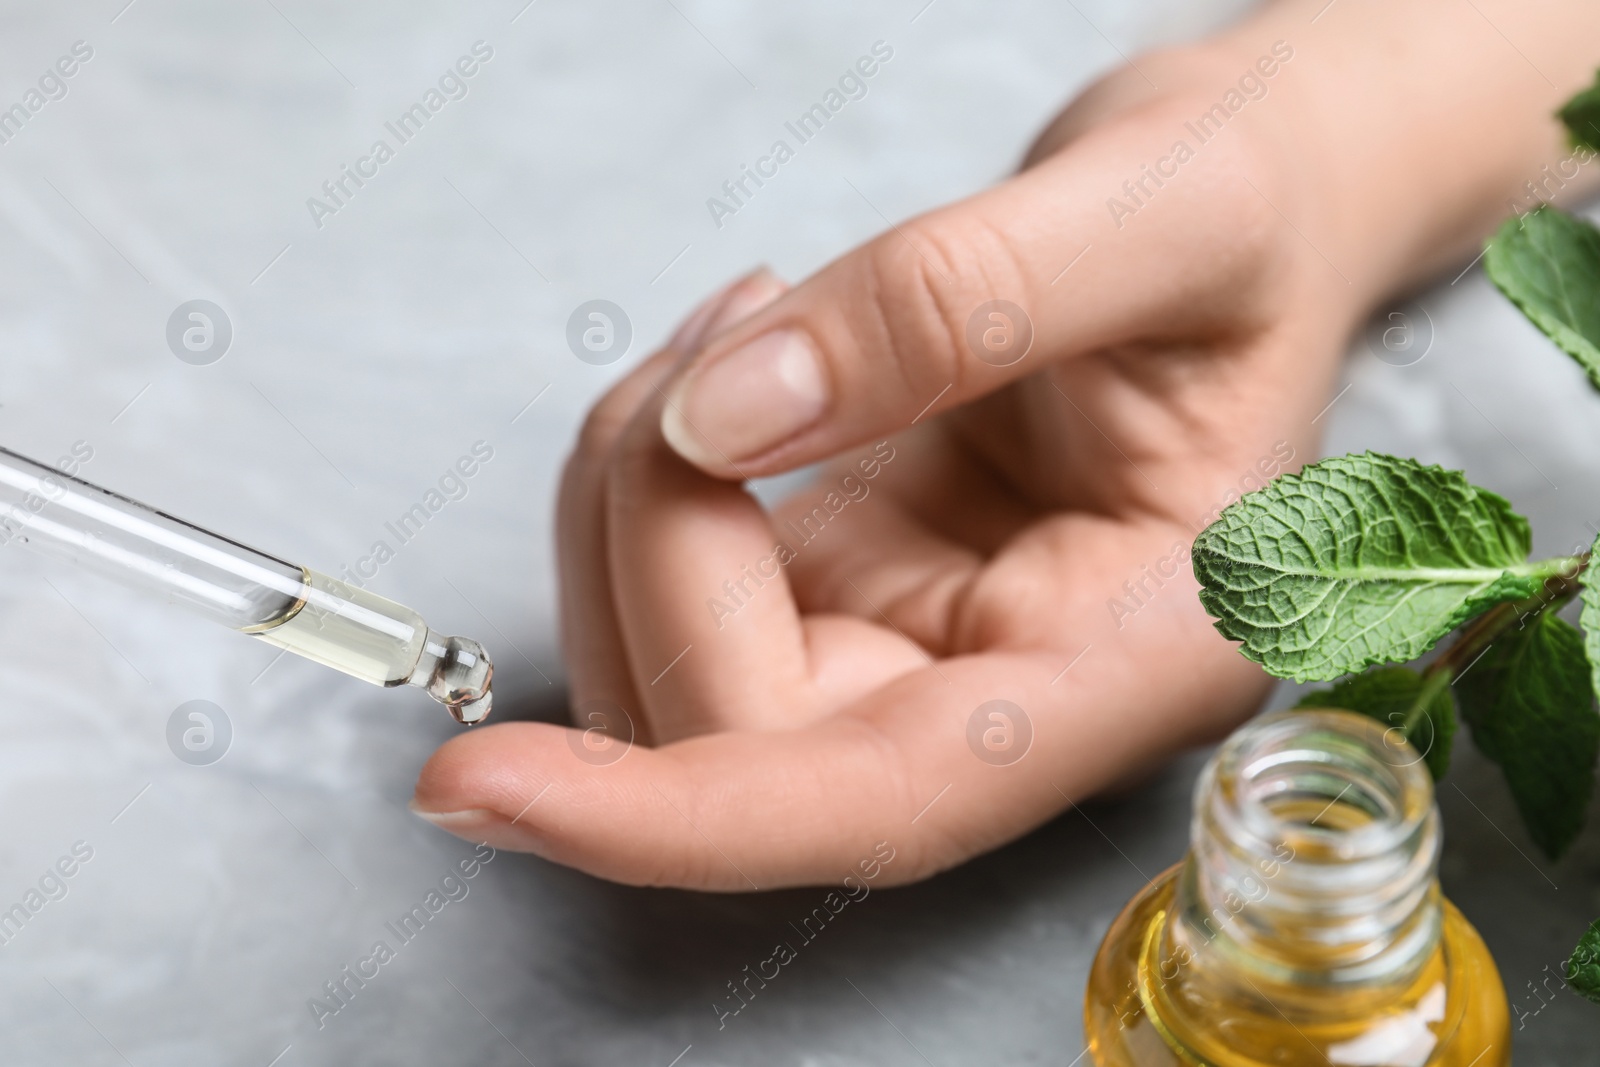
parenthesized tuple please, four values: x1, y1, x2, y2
(1400, 552, 1589, 732)
(1402, 668, 1456, 734)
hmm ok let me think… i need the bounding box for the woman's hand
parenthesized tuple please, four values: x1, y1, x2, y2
(412, 0, 1599, 889)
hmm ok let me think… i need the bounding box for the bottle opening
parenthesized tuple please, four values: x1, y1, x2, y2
(1225, 709, 1430, 866)
(1186, 708, 1442, 986)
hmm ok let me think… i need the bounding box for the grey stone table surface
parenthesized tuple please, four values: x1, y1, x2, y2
(0, 0, 1594, 1063)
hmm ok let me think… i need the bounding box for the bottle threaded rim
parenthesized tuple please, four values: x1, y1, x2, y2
(1182, 708, 1442, 987)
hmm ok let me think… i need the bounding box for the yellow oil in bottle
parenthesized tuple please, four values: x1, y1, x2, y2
(1084, 709, 1509, 1067)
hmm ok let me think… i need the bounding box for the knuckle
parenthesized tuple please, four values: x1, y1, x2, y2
(860, 215, 1028, 410)
(1160, 112, 1299, 285)
(638, 790, 736, 889)
(861, 231, 955, 406)
(1102, 96, 1297, 309)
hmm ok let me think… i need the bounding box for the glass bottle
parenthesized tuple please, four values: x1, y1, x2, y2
(1084, 708, 1509, 1066)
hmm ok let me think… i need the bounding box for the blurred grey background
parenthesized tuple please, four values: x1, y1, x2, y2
(0, 0, 1593, 1063)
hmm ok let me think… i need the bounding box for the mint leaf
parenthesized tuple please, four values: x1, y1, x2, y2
(1560, 71, 1600, 152)
(1568, 917, 1600, 1003)
(1456, 610, 1598, 860)
(1484, 206, 1600, 392)
(1193, 453, 1540, 682)
(1580, 530, 1600, 706)
(1295, 667, 1455, 780)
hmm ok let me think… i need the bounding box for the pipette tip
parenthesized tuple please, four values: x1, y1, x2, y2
(412, 630, 494, 726)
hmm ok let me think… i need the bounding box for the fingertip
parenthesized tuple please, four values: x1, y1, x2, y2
(412, 721, 562, 822)
(667, 266, 787, 354)
(666, 271, 747, 353)
(415, 721, 694, 884)
(702, 266, 787, 339)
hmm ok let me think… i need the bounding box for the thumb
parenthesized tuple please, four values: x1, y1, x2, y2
(660, 118, 1280, 477)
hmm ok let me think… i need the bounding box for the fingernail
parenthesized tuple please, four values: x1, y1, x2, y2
(666, 267, 780, 353)
(410, 802, 547, 852)
(662, 329, 828, 468)
(410, 804, 500, 830)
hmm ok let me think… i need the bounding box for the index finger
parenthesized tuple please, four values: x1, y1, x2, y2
(659, 101, 1288, 480)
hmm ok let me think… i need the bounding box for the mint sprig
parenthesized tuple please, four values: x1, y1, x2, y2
(1195, 69, 1600, 999)
(1195, 451, 1591, 856)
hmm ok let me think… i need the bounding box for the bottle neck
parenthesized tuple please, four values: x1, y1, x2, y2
(1172, 709, 1442, 996)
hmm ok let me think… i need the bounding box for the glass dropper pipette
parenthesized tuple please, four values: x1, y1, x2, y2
(0, 444, 492, 723)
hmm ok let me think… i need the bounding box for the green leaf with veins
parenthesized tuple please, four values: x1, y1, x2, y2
(1456, 610, 1598, 861)
(1193, 453, 1544, 683)
(1560, 71, 1600, 153)
(1581, 529, 1600, 709)
(1567, 918, 1600, 1004)
(1484, 206, 1600, 392)
(1295, 667, 1455, 780)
